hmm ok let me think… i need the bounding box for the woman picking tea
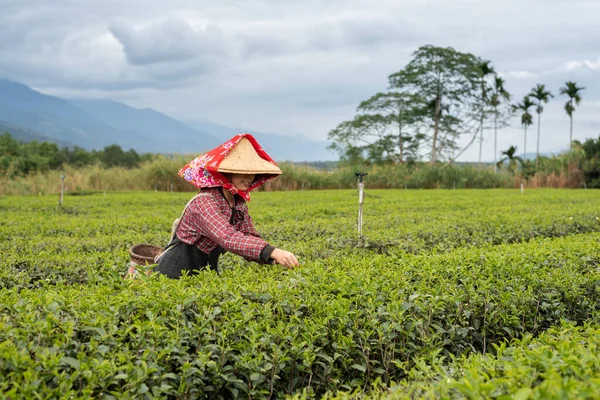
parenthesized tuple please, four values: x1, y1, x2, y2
(154, 134, 299, 278)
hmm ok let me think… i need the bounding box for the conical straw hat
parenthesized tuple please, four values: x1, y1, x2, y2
(218, 137, 282, 174)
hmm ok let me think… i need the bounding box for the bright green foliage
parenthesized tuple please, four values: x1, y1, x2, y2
(389, 45, 482, 164)
(327, 92, 426, 165)
(580, 136, 600, 188)
(496, 146, 523, 175)
(329, 45, 484, 165)
(0, 189, 599, 398)
(0, 132, 147, 177)
(301, 322, 600, 399)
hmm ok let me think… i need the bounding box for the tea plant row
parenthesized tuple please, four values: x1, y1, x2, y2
(0, 189, 599, 398)
(1, 235, 598, 397)
(293, 322, 600, 399)
(1, 189, 599, 290)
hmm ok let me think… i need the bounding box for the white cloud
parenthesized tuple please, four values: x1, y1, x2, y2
(108, 17, 226, 65)
(0, 0, 599, 161)
(564, 59, 600, 71)
(501, 71, 538, 79)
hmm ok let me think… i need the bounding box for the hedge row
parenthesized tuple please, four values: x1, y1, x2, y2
(0, 233, 599, 398)
(307, 322, 600, 399)
(1, 190, 599, 398)
(1, 189, 599, 290)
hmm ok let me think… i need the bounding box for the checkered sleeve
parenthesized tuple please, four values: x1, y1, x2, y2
(237, 203, 275, 264)
(187, 195, 269, 261)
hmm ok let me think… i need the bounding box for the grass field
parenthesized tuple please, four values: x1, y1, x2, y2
(1, 189, 599, 399)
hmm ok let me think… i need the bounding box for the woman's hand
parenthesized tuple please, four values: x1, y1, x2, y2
(270, 248, 299, 269)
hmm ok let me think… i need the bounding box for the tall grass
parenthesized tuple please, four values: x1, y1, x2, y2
(0, 157, 185, 195)
(0, 155, 589, 196)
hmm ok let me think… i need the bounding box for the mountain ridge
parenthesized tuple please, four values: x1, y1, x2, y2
(0, 79, 336, 161)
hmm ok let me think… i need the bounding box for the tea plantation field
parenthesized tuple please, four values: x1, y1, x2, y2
(1, 189, 599, 399)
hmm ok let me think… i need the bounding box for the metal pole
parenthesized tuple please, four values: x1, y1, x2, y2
(59, 174, 65, 208)
(355, 172, 367, 239)
(358, 182, 364, 238)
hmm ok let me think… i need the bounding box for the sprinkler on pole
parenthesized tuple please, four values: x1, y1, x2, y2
(355, 172, 368, 240)
(59, 174, 65, 208)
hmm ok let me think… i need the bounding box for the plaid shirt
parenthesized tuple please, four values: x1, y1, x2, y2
(176, 187, 272, 262)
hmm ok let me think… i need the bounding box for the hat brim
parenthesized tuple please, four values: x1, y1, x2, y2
(217, 137, 282, 175)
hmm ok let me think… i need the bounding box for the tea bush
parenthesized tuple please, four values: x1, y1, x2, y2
(296, 322, 600, 399)
(0, 189, 599, 398)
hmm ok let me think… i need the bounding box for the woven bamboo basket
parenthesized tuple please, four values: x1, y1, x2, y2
(129, 243, 163, 266)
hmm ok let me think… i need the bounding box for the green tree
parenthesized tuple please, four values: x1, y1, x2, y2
(328, 91, 427, 164)
(60, 145, 97, 167)
(512, 96, 535, 160)
(356, 92, 426, 162)
(559, 81, 585, 148)
(496, 145, 524, 175)
(100, 144, 140, 168)
(0, 132, 21, 176)
(528, 84, 553, 168)
(0, 132, 148, 176)
(476, 61, 496, 166)
(449, 60, 504, 167)
(388, 45, 480, 164)
(422, 97, 464, 162)
(579, 135, 600, 187)
(328, 115, 390, 165)
(341, 144, 367, 166)
(490, 77, 511, 172)
(0, 134, 65, 175)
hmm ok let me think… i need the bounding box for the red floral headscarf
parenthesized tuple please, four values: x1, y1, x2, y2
(178, 133, 280, 201)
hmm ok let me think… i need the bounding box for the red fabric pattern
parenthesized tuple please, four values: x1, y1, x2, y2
(176, 188, 268, 261)
(178, 133, 280, 201)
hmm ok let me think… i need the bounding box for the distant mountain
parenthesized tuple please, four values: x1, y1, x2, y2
(0, 79, 141, 150)
(69, 99, 221, 153)
(0, 79, 337, 161)
(0, 79, 219, 154)
(186, 120, 336, 162)
(0, 120, 74, 147)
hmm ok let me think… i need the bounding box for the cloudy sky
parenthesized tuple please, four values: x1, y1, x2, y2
(1, 0, 599, 162)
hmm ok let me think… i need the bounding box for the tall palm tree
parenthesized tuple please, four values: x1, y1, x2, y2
(559, 81, 585, 148)
(528, 84, 553, 168)
(490, 77, 511, 172)
(512, 96, 535, 160)
(496, 145, 524, 175)
(476, 61, 496, 166)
